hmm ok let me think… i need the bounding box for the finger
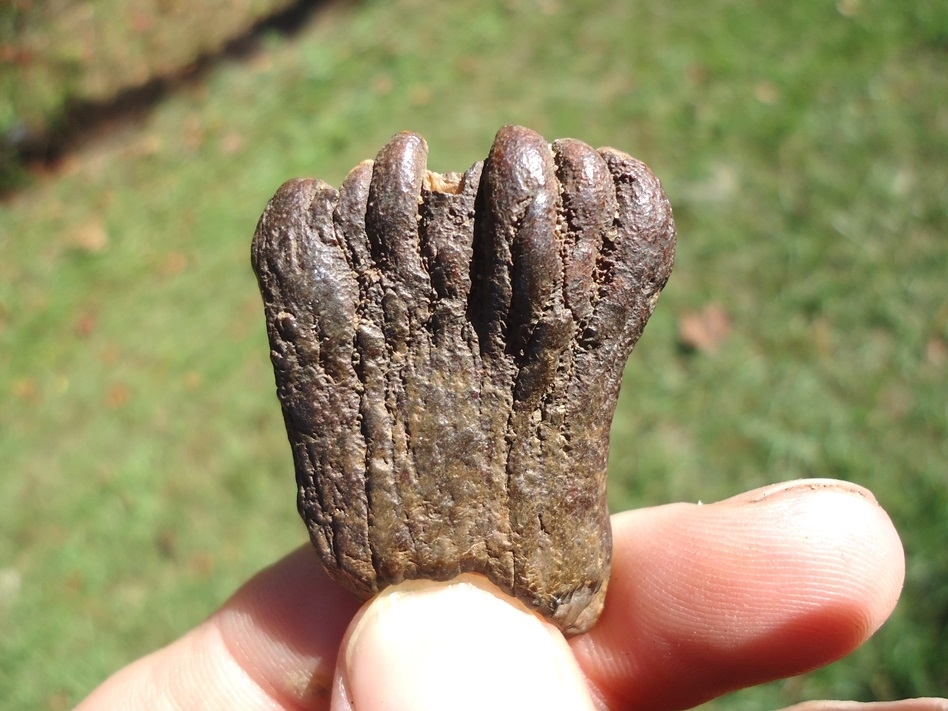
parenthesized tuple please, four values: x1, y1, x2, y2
(74, 546, 362, 711)
(781, 699, 948, 711)
(330, 575, 597, 711)
(571, 479, 906, 711)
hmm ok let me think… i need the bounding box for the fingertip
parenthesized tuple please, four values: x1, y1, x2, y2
(717, 478, 905, 634)
(333, 575, 596, 711)
(575, 480, 906, 711)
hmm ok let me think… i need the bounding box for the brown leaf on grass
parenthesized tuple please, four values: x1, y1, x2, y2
(189, 551, 215, 578)
(45, 692, 71, 711)
(220, 131, 244, 155)
(0, 44, 33, 65)
(11, 378, 39, 401)
(754, 80, 780, 105)
(678, 302, 732, 354)
(105, 383, 130, 409)
(926, 337, 947, 367)
(184, 371, 202, 391)
(159, 251, 189, 276)
(70, 220, 109, 253)
(131, 12, 153, 34)
(73, 310, 97, 337)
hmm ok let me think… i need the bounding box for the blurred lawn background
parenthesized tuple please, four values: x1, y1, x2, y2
(1, 0, 946, 708)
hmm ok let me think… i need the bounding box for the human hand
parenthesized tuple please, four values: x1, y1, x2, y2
(75, 479, 919, 711)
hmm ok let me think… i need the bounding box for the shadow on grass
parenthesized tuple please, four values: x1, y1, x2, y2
(1, 0, 345, 198)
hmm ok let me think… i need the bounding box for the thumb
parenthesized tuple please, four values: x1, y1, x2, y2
(330, 574, 597, 711)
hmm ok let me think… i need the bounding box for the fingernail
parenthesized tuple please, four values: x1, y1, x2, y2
(332, 575, 596, 711)
(723, 478, 878, 506)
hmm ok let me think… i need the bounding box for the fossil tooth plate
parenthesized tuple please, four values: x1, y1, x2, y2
(251, 125, 676, 635)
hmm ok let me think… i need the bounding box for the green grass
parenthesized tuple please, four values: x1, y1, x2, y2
(0, 0, 297, 190)
(1, 0, 946, 707)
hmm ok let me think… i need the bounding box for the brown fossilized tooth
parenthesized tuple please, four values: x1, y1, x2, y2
(251, 125, 676, 635)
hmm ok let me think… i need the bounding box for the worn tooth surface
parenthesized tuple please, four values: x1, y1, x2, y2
(251, 125, 676, 635)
